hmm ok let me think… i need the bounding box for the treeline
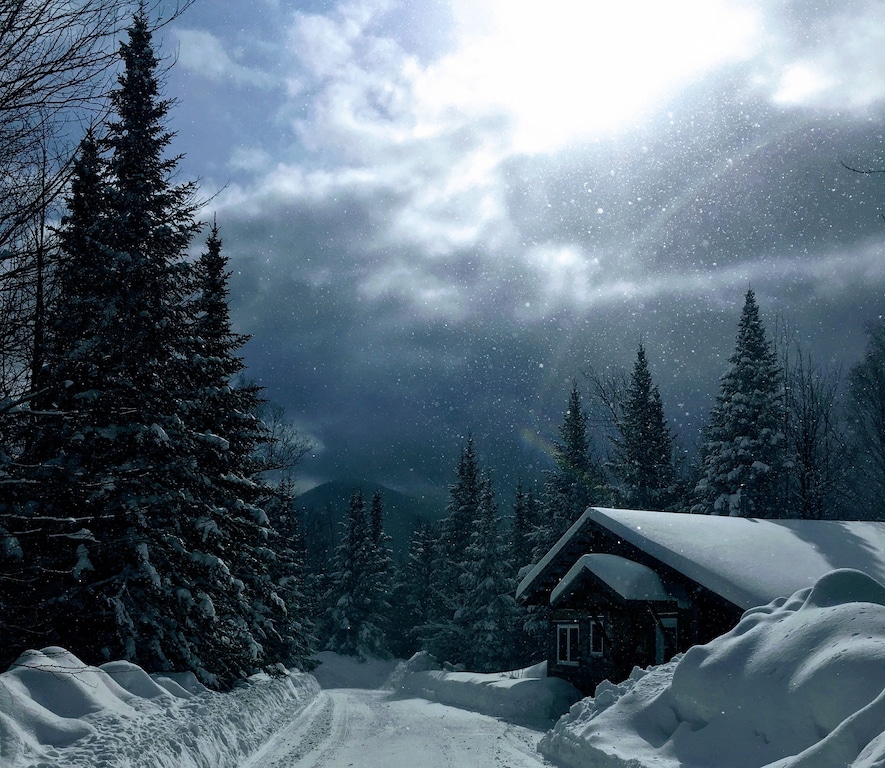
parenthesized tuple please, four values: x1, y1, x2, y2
(311, 287, 885, 672)
(0, 8, 314, 689)
(3, 3, 884, 683)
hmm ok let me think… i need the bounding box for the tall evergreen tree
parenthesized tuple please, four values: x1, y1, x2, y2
(323, 491, 389, 659)
(612, 343, 676, 510)
(365, 490, 393, 649)
(424, 436, 484, 664)
(0, 10, 307, 686)
(534, 383, 605, 558)
(510, 479, 538, 574)
(388, 521, 437, 658)
(461, 476, 519, 672)
(694, 289, 786, 517)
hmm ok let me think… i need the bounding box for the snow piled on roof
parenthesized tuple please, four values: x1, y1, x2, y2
(0, 647, 319, 767)
(590, 508, 885, 609)
(551, 554, 676, 605)
(540, 569, 885, 768)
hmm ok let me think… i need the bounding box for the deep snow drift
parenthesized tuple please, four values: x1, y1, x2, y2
(541, 568, 885, 768)
(390, 652, 582, 725)
(0, 647, 319, 767)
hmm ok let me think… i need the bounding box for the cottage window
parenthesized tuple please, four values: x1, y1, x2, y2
(557, 623, 579, 665)
(590, 619, 605, 656)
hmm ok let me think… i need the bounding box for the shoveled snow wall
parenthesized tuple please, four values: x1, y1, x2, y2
(0, 647, 320, 768)
(391, 656, 582, 724)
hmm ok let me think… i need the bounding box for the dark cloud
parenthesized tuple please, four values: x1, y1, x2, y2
(165, 0, 885, 501)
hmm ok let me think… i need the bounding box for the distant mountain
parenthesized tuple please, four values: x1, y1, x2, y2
(295, 480, 444, 556)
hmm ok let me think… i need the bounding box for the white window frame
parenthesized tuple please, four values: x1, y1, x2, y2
(557, 623, 580, 666)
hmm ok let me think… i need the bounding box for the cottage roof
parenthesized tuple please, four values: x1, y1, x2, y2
(518, 508, 885, 611)
(550, 554, 676, 606)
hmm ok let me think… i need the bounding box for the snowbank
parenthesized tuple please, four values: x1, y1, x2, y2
(0, 647, 319, 768)
(540, 568, 885, 768)
(391, 653, 582, 725)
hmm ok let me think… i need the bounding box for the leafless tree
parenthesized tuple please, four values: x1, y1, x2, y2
(777, 325, 850, 519)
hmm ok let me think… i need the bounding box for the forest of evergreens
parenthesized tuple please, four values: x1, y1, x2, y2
(2, 2, 885, 683)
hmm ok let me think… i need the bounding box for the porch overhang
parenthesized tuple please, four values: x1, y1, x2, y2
(550, 553, 681, 607)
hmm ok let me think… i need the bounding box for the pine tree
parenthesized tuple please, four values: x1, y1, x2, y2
(365, 490, 393, 639)
(323, 491, 389, 659)
(534, 383, 605, 558)
(462, 476, 519, 672)
(694, 289, 786, 517)
(1, 10, 307, 686)
(612, 343, 676, 510)
(509, 480, 541, 665)
(0, 131, 112, 659)
(388, 521, 437, 658)
(11, 10, 207, 669)
(424, 436, 484, 664)
(262, 479, 316, 668)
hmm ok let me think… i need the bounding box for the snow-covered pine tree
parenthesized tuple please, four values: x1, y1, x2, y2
(183, 224, 314, 672)
(364, 490, 393, 643)
(3, 10, 300, 687)
(509, 479, 542, 665)
(323, 491, 388, 659)
(387, 521, 437, 658)
(533, 383, 605, 560)
(848, 324, 885, 519)
(611, 343, 676, 510)
(694, 289, 786, 517)
(461, 476, 519, 672)
(424, 436, 483, 664)
(261, 478, 316, 668)
(0, 130, 112, 659)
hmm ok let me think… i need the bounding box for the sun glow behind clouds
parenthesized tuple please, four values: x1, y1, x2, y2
(434, 0, 760, 153)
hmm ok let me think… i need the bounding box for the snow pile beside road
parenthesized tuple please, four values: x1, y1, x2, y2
(392, 654, 582, 724)
(541, 568, 885, 768)
(0, 647, 319, 768)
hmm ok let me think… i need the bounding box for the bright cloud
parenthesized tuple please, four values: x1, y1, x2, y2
(174, 29, 273, 88)
(759, 0, 885, 110)
(423, 0, 761, 153)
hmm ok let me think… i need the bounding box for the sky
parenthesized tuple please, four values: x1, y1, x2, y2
(158, 0, 885, 501)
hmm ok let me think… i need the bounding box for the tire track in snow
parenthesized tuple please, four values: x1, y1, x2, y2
(243, 692, 336, 768)
(251, 689, 553, 767)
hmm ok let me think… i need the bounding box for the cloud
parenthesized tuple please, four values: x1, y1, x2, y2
(173, 0, 885, 490)
(174, 28, 274, 88)
(754, 0, 885, 111)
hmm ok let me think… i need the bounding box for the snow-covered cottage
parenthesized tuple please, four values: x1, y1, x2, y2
(517, 508, 885, 693)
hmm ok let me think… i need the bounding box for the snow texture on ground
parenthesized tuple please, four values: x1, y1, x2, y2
(244, 688, 552, 767)
(390, 652, 582, 725)
(0, 647, 319, 767)
(540, 568, 885, 768)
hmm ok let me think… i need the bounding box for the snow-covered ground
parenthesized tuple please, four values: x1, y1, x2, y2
(541, 568, 885, 768)
(0, 648, 555, 767)
(0, 647, 320, 767)
(389, 653, 581, 726)
(5, 569, 885, 767)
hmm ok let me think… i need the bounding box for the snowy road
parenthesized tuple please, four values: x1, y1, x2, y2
(243, 688, 553, 768)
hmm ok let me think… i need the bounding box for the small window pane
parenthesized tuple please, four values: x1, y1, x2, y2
(557, 624, 579, 665)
